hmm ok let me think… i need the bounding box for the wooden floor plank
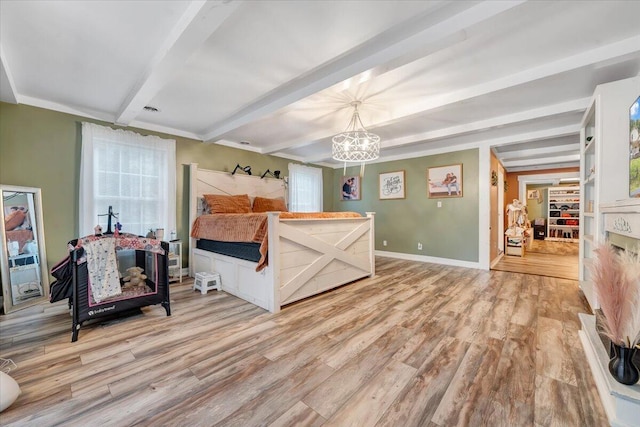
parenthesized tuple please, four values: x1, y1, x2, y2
(323, 359, 416, 427)
(0, 257, 608, 427)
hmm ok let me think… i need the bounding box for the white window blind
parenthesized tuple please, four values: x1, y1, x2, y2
(79, 122, 176, 237)
(288, 163, 323, 212)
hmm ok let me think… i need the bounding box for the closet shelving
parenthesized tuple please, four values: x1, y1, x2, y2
(547, 186, 580, 242)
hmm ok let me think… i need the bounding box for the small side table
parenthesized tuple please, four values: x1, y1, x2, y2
(168, 240, 182, 283)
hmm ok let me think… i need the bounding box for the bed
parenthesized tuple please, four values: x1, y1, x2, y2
(188, 163, 375, 313)
(50, 234, 171, 342)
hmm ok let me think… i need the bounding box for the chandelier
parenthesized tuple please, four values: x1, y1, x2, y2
(332, 101, 380, 175)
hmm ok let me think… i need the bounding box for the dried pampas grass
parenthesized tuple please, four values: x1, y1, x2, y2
(592, 243, 640, 348)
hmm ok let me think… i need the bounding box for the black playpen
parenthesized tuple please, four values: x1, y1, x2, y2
(50, 234, 171, 342)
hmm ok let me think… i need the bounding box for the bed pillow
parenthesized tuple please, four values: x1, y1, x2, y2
(203, 194, 252, 214)
(4, 210, 26, 231)
(252, 196, 288, 213)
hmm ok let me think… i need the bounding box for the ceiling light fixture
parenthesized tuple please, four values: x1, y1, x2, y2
(231, 164, 252, 175)
(332, 101, 380, 176)
(143, 105, 160, 112)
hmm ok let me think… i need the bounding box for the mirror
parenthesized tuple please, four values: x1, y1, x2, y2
(0, 185, 49, 314)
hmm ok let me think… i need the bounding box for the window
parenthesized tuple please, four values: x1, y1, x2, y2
(288, 163, 323, 212)
(79, 123, 176, 237)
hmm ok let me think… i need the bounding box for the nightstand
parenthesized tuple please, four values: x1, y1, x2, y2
(168, 240, 182, 283)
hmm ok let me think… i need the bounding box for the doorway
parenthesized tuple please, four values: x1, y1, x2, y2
(491, 171, 580, 280)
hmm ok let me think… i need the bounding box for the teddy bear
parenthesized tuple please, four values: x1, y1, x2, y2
(122, 266, 147, 289)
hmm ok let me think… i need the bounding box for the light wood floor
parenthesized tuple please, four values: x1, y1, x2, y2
(492, 240, 579, 280)
(0, 258, 607, 426)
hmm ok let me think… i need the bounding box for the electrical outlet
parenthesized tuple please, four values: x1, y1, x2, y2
(418, 242, 422, 250)
(383, 240, 387, 246)
(437, 201, 442, 208)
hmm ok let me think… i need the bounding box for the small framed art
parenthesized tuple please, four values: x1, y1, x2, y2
(341, 175, 361, 200)
(379, 170, 405, 200)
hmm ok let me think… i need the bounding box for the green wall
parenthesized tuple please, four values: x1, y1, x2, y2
(1, 102, 480, 271)
(333, 149, 480, 262)
(526, 184, 548, 222)
(0, 102, 334, 269)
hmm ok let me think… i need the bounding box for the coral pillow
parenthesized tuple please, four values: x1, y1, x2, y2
(4, 210, 26, 231)
(252, 197, 287, 213)
(203, 194, 252, 214)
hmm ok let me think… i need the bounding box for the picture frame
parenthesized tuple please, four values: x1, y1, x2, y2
(427, 164, 463, 198)
(379, 170, 405, 200)
(527, 189, 540, 200)
(629, 95, 640, 198)
(340, 175, 361, 201)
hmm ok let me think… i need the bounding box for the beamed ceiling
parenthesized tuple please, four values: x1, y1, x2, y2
(1, 0, 639, 171)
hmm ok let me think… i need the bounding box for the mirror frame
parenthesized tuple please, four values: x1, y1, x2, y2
(0, 185, 49, 314)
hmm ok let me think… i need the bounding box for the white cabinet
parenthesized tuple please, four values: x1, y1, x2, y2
(579, 76, 640, 310)
(547, 186, 580, 242)
(168, 240, 182, 283)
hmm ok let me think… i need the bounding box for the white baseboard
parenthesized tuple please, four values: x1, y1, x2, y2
(375, 250, 484, 270)
(490, 252, 504, 268)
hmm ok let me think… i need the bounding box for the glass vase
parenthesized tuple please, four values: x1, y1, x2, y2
(609, 344, 640, 385)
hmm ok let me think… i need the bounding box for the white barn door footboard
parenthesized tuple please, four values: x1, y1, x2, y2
(269, 212, 375, 307)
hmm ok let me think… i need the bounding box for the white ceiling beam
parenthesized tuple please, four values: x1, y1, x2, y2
(115, 0, 240, 126)
(502, 154, 580, 168)
(202, 0, 527, 141)
(506, 163, 579, 173)
(387, 35, 640, 126)
(480, 124, 580, 149)
(380, 97, 588, 150)
(496, 143, 581, 161)
(0, 44, 19, 104)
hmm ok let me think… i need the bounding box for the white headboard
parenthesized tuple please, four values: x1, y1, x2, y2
(193, 166, 284, 197)
(189, 162, 286, 213)
(187, 163, 286, 274)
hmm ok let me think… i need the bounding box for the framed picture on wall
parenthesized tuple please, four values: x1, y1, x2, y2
(379, 170, 405, 199)
(527, 189, 540, 200)
(427, 164, 462, 198)
(630, 95, 640, 197)
(341, 175, 361, 201)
